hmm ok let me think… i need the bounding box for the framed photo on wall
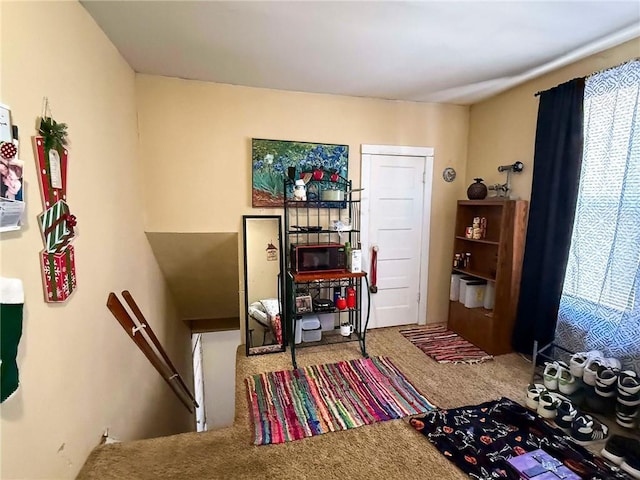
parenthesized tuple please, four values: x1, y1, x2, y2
(0, 104, 12, 143)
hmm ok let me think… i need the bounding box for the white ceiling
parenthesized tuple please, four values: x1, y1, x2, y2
(82, 1, 640, 105)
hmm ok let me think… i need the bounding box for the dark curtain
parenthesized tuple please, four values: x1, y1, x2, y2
(512, 78, 585, 354)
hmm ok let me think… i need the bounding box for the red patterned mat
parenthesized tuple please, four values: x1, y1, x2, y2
(400, 324, 493, 364)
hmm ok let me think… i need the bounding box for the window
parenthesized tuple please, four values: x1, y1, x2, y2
(561, 60, 640, 311)
(556, 60, 639, 371)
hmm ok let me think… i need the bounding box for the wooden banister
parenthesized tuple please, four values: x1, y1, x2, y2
(106, 292, 197, 413)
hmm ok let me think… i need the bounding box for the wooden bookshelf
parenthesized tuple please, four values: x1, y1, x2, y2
(448, 199, 529, 355)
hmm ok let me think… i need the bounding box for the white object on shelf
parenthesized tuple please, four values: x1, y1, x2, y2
(348, 249, 361, 273)
(464, 281, 486, 308)
(318, 313, 336, 331)
(301, 315, 321, 342)
(294, 319, 303, 344)
(484, 282, 495, 310)
(302, 327, 322, 342)
(458, 277, 476, 304)
(450, 273, 464, 301)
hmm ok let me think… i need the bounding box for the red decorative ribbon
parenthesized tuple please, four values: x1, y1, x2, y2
(44, 213, 77, 237)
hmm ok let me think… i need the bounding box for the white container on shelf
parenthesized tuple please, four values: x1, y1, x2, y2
(464, 281, 487, 308)
(318, 313, 336, 331)
(294, 318, 303, 344)
(484, 282, 496, 310)
(450, 273, 464, 301)
(302, 327, 322, 342)
(458, 277, 476, 304)
(301, 315, 321, 342)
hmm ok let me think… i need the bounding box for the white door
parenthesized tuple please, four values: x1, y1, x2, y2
(361, 145, 433, 329)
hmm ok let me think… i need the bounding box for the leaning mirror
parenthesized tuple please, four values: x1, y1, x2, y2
(243, 215, 286, 355)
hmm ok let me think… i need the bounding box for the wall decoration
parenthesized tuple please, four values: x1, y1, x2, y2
(266, 242, 278, 261)
(0, 104, 26, 233)
(442, 167, 456, 183)
(41, 247, 77, 302)
(34, 101, 77, 303)
(0, 104, 12, 143)
(252, 139, 348, 207)
(0, 277, 24, 403)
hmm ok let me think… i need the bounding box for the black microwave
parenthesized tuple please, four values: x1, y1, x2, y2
(290, 243, 346, 273)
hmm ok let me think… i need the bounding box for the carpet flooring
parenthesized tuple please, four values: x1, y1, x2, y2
(77, 325, 533, 480)
(247, 356, 436, 444)
(400, 325, 493, 364)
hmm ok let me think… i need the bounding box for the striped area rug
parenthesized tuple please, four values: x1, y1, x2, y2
(245, 356, 436, 445)
(400, 325, 493, 364)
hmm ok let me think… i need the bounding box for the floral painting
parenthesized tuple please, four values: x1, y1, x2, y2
(252, 139, 348, 207)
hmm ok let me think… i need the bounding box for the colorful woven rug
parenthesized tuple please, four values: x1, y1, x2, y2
(245, 356, 436, 445)
(400, 324, 493, 364)
(410, 397, 628, 479)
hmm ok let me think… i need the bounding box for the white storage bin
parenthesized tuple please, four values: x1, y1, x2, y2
(301, 315, 321, 342)
(300, 315, 320, 330)
(318, 313, 336, 331)
(450, 273, 464, 301)
(302, 327, 322, 342)
(484, 282, 495, 310)
(294, 318, 303, 344)
(464, 281, 486, 308)
(458, 277, 476, 304)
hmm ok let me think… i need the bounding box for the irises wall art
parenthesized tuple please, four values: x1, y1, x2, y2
(251, 139, 349, 207)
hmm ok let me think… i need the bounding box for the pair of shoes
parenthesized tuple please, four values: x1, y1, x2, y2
(601, 435, 640, 479)
(616, 370, 640, 429)
(570, 350, 602, 378)
(570, 413, 609, 444)
(526, 384, 561, 419)
(583, 355, 621, 387)
(543, 361, 579, 394)
(554, 397, 609, 444)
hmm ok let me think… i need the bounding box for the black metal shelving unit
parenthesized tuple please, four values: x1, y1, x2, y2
(283, 172, 370, 368)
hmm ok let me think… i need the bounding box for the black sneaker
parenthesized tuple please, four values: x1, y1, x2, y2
(555, 400, 577, 429)
(570, 413, 609, 444)
(621, 438, 640, 480)
(601, 434, 634, 465)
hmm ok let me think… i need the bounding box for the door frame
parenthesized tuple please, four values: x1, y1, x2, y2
(360, 144, 434, 327)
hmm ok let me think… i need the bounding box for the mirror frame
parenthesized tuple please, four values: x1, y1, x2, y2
(242, 215, 286, 356)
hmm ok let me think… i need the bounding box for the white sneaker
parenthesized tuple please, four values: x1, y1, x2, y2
(526, 383, 546, 410)
(570, 350, 603, 378)
(583, 357, 605, 386)
(543, 362, 563, 391)
(537, 391, 560, 419)
(558, 367, 579, 395)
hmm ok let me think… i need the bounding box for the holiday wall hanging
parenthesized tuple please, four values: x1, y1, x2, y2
(34, 104, 77, 303)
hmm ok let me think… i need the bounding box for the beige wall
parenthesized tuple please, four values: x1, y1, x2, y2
(0, 3, 193, 479)
(467, 38, 640, 201)
(136, 75, 470, 326)
(146, 232, 239, 320)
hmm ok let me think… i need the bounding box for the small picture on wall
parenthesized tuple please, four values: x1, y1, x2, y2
(252, 138, 348, 207)
(0, 104, 12, 143)
(1, 159, 24, 202)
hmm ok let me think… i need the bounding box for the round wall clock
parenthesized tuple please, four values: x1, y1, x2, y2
(442, 167, 456, 182)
